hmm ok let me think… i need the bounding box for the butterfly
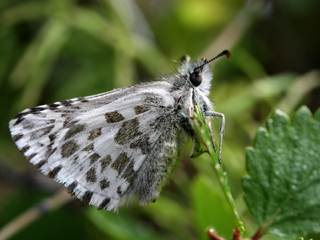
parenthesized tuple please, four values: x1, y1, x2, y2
(9, 50, 230, 211)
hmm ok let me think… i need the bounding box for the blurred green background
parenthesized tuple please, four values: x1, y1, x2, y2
(1, 0, 320, 239)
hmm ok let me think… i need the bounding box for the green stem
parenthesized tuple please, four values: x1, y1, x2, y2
(193, 104, 245, 234)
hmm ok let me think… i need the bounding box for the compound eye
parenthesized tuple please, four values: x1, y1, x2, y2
(190, 72, 202, 86)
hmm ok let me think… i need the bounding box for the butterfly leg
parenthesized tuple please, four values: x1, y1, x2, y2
(188, 106, 200, 158)
(188, 107, 196, 157)
(188, 106, 210, 158)
(206, 118, 217, 152)
(206, 111, 225, 164)
(188, 106, 201, 125)
(188, 106, 194, 119)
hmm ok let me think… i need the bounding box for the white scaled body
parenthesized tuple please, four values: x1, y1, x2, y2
(9, 52, 228, 211)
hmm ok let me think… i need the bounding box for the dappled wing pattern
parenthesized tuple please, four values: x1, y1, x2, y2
(9, 82, 182, 211)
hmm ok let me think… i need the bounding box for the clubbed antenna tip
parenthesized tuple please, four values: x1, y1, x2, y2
(223, 50, 231, 58)
(194, 50, 231, 72)
(208, 50, 231, 63)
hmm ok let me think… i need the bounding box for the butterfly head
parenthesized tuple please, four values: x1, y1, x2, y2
(179, 50, 230, 95)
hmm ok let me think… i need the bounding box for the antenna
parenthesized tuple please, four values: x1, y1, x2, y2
(194, 50, 230, 72)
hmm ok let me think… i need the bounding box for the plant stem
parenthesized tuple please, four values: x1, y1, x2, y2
(251, 228, 264, 240)
(0, 190, 73, 240)
(193, 104, 245, 234)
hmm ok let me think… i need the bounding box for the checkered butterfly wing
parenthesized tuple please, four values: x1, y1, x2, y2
(9, 82, 182, 211)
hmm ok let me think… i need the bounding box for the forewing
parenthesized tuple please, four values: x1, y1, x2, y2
(9, 82, 178, 211)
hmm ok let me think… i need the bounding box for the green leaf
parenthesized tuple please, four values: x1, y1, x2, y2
(242, 106, 320, 238)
